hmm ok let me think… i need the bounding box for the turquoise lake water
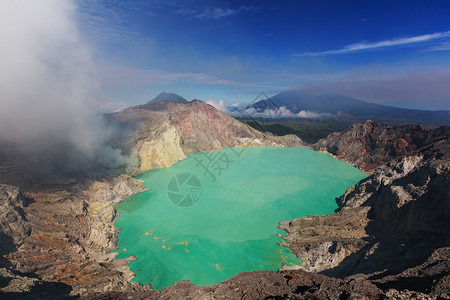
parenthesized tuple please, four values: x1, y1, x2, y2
(113, 146, 367, 289)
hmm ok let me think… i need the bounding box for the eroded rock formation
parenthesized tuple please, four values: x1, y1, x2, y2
(0, 103, 449, 298)
(313, 120, 449, 172)
(0, 176, 148, 296)
(281, 121, 450, 298)
(0, 185, 31, 268)
(108, 100, 305, 173)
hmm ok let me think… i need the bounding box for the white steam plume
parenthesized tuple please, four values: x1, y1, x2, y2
(0, 0, 131, 170)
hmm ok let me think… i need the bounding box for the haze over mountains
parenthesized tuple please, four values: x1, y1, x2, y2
(148, 90, 450, 128)
(243, 90, 450, 127)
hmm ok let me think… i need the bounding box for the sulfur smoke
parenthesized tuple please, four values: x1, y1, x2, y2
(0, 0, 134, 176)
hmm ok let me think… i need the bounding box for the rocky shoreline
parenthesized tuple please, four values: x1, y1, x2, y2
(0, 176, 149, 297)
(1, 101, 449, 299)
(280, 120, 450, 297)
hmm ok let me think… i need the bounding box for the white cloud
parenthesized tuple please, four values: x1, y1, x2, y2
(230, 106, 331, 119)
(297, 110, 330, 118)
(98, 63, 270, 88)
(93, 101, 130, 113)
(76, 0, 143, 40)
(205, 99, 227, 112)
(197, 6, 256, 19)
(203, 94, 331, 119)
(172, 8, 197, 16)
(427, 41, 450, 52)
(205, 95, 228, 112)
(295, 31, 450, 56)
(173, 5, 258, 20)
(201, 95, 328, 119)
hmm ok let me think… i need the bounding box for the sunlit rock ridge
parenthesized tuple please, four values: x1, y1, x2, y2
(107, 99, 304, 174)
(0, 99, 448, 298)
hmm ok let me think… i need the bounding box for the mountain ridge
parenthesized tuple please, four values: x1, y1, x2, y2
(147, 92, 188, 104)
(0, 99, 448, 298)
(108, 99, 304, 174)
(248, 90, 450, 126)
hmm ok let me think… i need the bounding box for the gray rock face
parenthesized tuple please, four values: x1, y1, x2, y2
(0, 176, 148, 296)
(0, 185, 31, 260)
(313, 120, 449, 172)
(0, 101, 307, 298)
(281, 122, 450, 297)
(0, 267, 38, 293)
(370, 158, 450, 234)
(1, 110, 449, 298)
(278, 207, 371, 273)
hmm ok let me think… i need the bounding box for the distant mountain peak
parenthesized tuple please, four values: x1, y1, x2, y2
(148, 92, 188, 104)
(246, 89, 449, 126)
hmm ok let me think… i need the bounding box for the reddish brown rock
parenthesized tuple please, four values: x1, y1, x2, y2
(0, 103, 449, 298)
(312, 120, 449, 172)
(109, 100, 305, 173)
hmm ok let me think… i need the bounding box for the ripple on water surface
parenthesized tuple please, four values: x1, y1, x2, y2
(113, 146, 367, 289)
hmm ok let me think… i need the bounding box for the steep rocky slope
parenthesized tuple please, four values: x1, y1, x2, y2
(313, 120, 449, 172)
(0, 176, 148, 297)
(108, 100, 304, 173)
(89, 269, 383, 300)
(1, 107, 449, 298)
(0, 185, 31, 268)
(0, 100, 305, 297)
(281, 121, 450, 297)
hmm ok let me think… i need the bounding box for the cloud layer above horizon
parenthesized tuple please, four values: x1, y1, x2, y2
(295, 31, 450, 56)
(205, 99, 331, 119)
(2, 0, 449, 114)
(73, 0, 450, 110)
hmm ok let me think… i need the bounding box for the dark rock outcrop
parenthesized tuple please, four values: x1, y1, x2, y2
(87, 269, 383, 300)
(1, 106, 449, 298)
(281, 121, 450, 298)
(0, 185, 31, 267)
(0, 176, 148, 296)
(278, 207, 372, 274)
(313, 120, 449, 172)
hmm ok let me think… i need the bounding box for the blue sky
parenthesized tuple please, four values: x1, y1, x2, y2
(75, 0, 450, 110)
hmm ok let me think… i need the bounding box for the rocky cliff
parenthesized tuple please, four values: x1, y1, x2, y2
(280, 121, 450, 297)
(0, 100, 305, 298)
(0, 185, 31, 268)
(1, 108, 449, 298)
(108, 100, 304, 173)
(313, 120, 449, 172)
(0, 176, 148, 297)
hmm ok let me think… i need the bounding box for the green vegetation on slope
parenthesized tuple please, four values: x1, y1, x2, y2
(238, 119, 352, 144)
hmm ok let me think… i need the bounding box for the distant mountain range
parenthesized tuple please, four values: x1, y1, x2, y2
(148, 92, 188, 104)
(146, 90, 449, 127)
(245, 90, 450, 127)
